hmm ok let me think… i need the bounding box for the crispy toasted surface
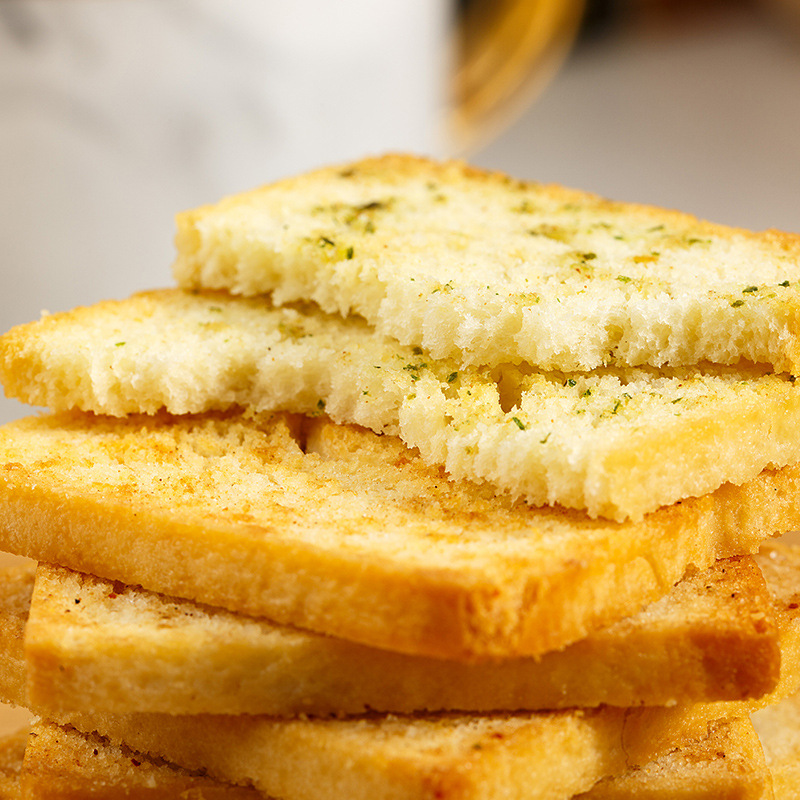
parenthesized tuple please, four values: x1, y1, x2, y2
(172, 154, 800, 373)
(11, 718, 774, 800)
(4, 291, 800, 521)
(21, 556, 780, 715)
(579, 717, 772, 800)
(0, 412, 795, 660)
(21, 722, 260, 800)
(40, 704, 728, 800)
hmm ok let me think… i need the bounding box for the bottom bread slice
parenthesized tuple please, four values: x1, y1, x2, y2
(0, 618, 744, 800)
(21, 553, 780, 715)
(31, 703, 742, 800)
(7, 715, 772, 800)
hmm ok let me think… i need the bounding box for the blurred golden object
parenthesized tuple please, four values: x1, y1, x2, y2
(452, 0, 586, 152)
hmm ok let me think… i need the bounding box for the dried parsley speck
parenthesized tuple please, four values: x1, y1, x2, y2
(511, 417, 526, 430)
(742, 286, 759, 293)
(447, 372, 458, 383)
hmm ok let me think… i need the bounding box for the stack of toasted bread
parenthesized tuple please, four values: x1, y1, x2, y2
(0, 154, 799, 798)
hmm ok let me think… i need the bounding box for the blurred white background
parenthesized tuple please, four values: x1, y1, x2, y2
(1, 0, 799, 426)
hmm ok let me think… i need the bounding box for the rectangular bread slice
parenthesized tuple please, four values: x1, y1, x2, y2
(4, 290, 800, 521)
(22, 555, 780, 715)
(0, 571, 761, 800)
(172, 153, 800, 374)
(31, 703, 740, 800)
(18, 717, 771, 800)
(0, 411, 797, 660)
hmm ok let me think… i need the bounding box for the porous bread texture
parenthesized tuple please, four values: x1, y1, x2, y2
(4, 291, 800, 521)
(576, 717, 771, 800)
(172, 154, 800, 373)
(21, 556, 780, 716)
(15, 720, 773, 800)
(21, 722, 260, 800)
(0, 602, 774, 800)
(0, 412, 796, 661)
(0, 639, 733, 800)
(40, 704, 731, 800)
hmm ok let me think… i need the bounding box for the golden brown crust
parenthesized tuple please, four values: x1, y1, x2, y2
(21, 722, 259, 800)
(18, 555, 780, 716)
(0, 411, 796, 660)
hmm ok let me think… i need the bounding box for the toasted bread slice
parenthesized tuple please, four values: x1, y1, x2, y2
(16, 718, 771, 800)
(578, 717, 772, 800)
(172, 154, 800, 373)
(21, 722, 259, 800)
(0, 594, 757, 800)
(22, 556, 780, 715)
(0, 412, 796, 660)
(32, 704, 736, 800)
(4, 291, 800, 521)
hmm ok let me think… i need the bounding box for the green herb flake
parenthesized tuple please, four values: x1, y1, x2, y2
(512, 200, 534, 214)
(731, 299, 745, 308)
(616, 275, 632, 284)
(780, 280, 791, 287)
(208, 306, 223, 313)
(539, 432, 550, 444)
(582, 388, 592, 398)
(345, 246, 354, 260)
(447, 372, 458, 383)
(582, 252, 597, 261)
(318, 236, 336, 247)
(317, 399, 326, 411)
(114, 341, 126, 347)
(671, 397, 683, 404)
(511, 417, 527, 430)
(742, 286, 759, 294)
(566, 379, 577, 387)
